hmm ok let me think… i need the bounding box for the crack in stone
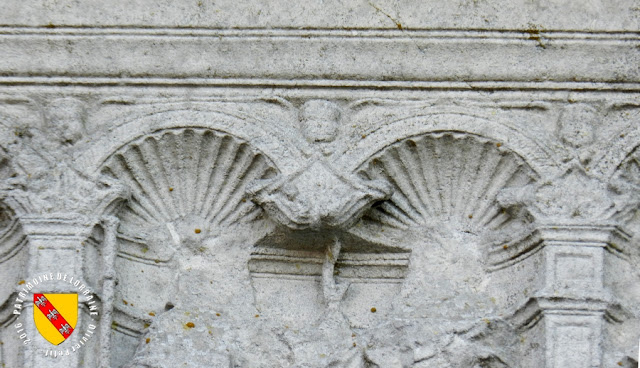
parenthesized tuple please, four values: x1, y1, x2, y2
(367, 1, 403, 30)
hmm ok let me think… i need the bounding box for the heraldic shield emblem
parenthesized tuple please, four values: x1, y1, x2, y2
(33, 293, 78, 345)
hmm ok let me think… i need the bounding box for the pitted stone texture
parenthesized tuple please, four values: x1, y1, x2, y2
(0, 3, 638, 367)
(0, 92, 638, 368)
(1, 0, 638, 31)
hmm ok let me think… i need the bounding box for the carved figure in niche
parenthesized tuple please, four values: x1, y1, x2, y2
(155, 214, 259, 311)
(353, 132, 534, 366)
(353, 225, 516, 367)
(126, 218, 295, 367)
(106, 128, 295, 367)
(275, 238, 365, 367)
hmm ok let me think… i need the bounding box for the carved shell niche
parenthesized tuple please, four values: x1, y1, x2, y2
(356, 132, 538, 323)
(100, 128, 277, 257)
(358, 132, 538, 231)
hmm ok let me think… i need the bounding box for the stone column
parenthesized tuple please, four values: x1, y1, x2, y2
(499, 165, 636, 368)
(535, 225, 625, 368)
(1, 172, 129, 368)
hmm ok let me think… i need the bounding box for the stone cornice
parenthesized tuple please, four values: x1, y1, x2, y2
(0, 27, 638, 90)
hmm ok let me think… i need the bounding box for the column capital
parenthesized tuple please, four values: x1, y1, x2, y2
(0, 167, 130, 226)
(498, 162, 639, 227)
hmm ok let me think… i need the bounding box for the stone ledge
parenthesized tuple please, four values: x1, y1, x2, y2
(0, 27, 638, 86)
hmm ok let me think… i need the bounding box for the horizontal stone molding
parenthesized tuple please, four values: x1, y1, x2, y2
(248, 247, 410, 280)
(0, 27, 638, 88)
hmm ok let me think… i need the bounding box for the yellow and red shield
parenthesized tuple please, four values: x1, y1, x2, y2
(33, 293, 78, 345)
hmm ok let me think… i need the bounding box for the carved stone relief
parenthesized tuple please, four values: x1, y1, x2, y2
(0, 93, 637, 367)
(0, 4, 639, 367)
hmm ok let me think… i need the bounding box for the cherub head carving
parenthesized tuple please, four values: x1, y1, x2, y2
(299, 100, 341, 144)
(46, 98, 86, 146)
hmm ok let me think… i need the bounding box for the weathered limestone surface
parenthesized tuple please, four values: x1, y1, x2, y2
(0, 1, 639, 367)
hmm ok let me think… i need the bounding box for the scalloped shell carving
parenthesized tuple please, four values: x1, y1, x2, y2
(358, 132, 537, 230)
(101, 128, 277, 230)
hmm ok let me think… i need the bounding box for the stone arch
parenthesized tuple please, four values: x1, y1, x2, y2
(605, 139, 640, 227)
(81, 111, 292, 367)
(591, 108, 640, 178)
(95, 123, 282, 284)
(357, 131, 538, 231)
(610, 143, 640, 183)
(340, 112, 562, 177)
(347, 113, 554, 231)
(347, 113, 547, 343)
(76, 109, 303, 176)
(0, 147, 28, 352)
(100, 127, 278, 235)
(0, 201, 26, 312)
